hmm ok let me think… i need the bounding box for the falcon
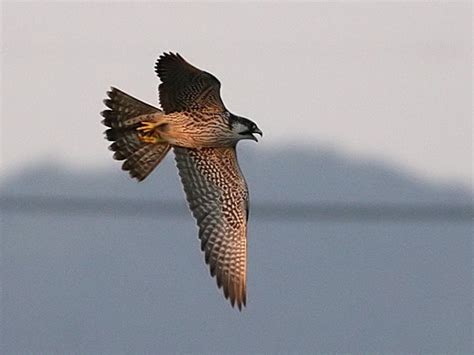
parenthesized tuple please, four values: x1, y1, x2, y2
(101, 53, 262, 310)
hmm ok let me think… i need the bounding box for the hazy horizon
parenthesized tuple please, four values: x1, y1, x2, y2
(2, 2, 472, 185)
(2, 147, 471, 353)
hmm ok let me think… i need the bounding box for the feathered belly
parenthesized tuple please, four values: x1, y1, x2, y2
(161, 114, 232, 148)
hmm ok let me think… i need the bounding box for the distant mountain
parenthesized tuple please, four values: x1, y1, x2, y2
(2, 146, 472, 353)
(2, 145, 471, 204)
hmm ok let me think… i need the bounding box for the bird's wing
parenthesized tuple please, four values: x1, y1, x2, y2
(174, 146, 248, 310)
(155, 52, 226, 114)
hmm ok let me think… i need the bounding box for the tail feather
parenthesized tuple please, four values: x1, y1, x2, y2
(110, 133, 144, 160)
(101, 87, 170, 181)
(124, 144, 171, 181)
(102, 88, 158, 126)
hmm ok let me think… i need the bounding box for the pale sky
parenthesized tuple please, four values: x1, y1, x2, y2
(1, 2, 472, 185)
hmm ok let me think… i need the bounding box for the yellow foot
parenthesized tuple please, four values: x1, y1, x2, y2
(138, 134, 159, 144)
(137, 121, 158, 134)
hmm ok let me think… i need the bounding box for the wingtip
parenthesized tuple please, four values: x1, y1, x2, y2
(156, 51, 178, 64)
(155, 51, 186, 74)
(234, 296, 246, 311)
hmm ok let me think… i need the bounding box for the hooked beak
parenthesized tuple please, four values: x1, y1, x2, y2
(251, 127, 263, 142)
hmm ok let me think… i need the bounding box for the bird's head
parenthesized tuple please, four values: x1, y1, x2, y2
(229, 114, 263, 142)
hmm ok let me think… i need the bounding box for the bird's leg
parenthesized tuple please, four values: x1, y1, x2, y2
(138, 135, 159, 144)
(137, 121, 162, 144)
(137, 121, 159, 134)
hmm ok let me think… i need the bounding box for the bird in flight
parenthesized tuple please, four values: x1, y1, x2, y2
(101, 52, 262, 310)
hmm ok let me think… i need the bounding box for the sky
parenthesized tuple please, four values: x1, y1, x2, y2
(1, 1, 472, 185)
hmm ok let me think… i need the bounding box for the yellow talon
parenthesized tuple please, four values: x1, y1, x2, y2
(137, 121, 158, 133)
(138, 134, 158, 144)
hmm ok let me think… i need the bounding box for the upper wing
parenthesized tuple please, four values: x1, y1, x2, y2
(155, 52, 226, 114)
(174, 146, 249, 310)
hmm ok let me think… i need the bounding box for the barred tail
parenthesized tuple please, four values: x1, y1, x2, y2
(101, 87, 171, 181)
